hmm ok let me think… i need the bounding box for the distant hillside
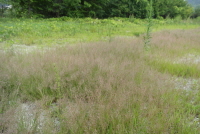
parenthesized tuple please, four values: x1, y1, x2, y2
(187, 0, 200, 6)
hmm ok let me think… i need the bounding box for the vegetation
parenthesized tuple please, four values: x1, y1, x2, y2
(1, 17, 200, 48)
(0, 0, 192, 19)
(0, 17, 200, 133)
(0, 0, 200, 133)
(192, 5, 200, 18)
(144, 0, 153, 50)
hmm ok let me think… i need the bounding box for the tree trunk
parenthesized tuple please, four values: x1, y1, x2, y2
(1, 5, 4, 17)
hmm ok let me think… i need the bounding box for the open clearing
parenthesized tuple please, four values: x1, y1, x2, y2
(0, 18, 200, 133)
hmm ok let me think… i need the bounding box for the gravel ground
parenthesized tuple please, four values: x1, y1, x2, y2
(174, 54, 200, 64)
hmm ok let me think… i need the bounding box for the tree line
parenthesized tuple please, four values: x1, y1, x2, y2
(1, 0, 194, 19)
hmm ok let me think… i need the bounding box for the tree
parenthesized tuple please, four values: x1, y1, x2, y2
(0, 0, 12, 17)
(11, 0, 81, 18)
(79, 0, 109, 18)
(152, 0, 192, 19)
(192, 5, 200, 18)
(9, 0, 194, 19)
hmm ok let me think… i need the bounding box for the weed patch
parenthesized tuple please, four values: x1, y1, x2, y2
(0, 18, 199, 48)
(0, 22, 200, 133)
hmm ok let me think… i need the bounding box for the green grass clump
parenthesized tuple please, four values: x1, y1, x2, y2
(150, 60, 200, 78)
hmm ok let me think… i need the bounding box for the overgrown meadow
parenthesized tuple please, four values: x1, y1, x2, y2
(0, 17, 200, 47)
(0, 17, 200, 133)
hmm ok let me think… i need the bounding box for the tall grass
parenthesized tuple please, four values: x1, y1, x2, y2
(1, 28, 200, 133)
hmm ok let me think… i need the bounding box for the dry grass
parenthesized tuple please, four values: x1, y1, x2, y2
(1, 29, 200, 133)
(151, 28, 200, 58)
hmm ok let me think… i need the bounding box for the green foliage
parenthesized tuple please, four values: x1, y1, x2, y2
(7, 0, 193, 19)
(150, 60, 200, 78)
(153, 0, 193, 19)
(1, 17, 199, 47)
(0, 0, 11, 4)
(0, 0, 11, 17)
(10, 0, 82, 18)
(192, 5, 200, 18)
(144, 0, 153, 50)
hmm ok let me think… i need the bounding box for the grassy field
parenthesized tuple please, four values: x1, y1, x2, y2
(0, 18, 200, 133)
(0, 17, 200, 48)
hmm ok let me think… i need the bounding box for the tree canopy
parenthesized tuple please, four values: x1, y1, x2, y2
(9, 0, 193, 19)
(192, 5, 200, 18)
